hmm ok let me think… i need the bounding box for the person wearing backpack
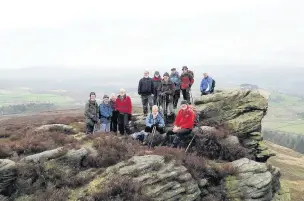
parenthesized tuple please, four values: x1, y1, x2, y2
(200, 72, 214, 95)
(84, 92, 99, 134)
(138, 70, 154, 115)
(99, 95, 113, 133)
(145, 105, 165, 134)
(180, 66, 194, 104)
(170, 68, 181, 109)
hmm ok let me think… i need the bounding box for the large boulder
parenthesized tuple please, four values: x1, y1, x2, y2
(224, 158, 282, 201)
(194, 89, 274, 162)
(0, 159, 16, 196)
(72, 155, 201, 201)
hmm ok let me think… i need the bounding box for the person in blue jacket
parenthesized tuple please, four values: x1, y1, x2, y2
(200, 72, 213, 95)
(145, 105, 165, 134)
(99, 95, 113, 133)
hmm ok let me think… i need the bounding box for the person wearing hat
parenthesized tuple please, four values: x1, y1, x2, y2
(180, 66, 194, 104)
(99, 94, 113, 133)
(152, 71, 162, 105)
(158, 72, 175, 117)
(84, 92, 99, 134)
(138, 70, 154, 115)
(170, 68, 181, 109)
(165, 100, 195, 148)
(115, 88, 132, 135)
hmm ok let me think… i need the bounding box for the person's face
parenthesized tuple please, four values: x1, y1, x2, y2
(155, 74, 160, 77)
(90, 95, 96, 101)
(120, 91, 125, 96)
(171, 70, 176, 74)
(183, 69, 187, 73)
(152, 107, 158, 114)
(203, 73, 208, 78)
(104, 98, 109, 104)
(111, 96, 116, 101)
(144, 72, 149, 77)
(164, 76, 169, 81)
(181, 104, 187, 110)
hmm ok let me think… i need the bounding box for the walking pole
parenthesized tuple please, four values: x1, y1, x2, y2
(185, 133, 196, 153)
(190, 89, 194, 104)
(148, 126, 156, 149)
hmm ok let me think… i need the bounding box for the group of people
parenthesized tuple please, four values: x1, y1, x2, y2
(84, 66, 215, 147)
(138, 66, 194, 117)
(84, 89, 132, 135)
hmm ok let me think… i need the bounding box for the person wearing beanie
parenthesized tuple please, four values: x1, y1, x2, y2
(165, 100, 195, 148)
(158, 72, 175, 119)
(99, 94, 113, 133)
(152, 71, 162, 105)
(138, 70, 154, 115)
(180, 66, 194, 104)
(84, 92, 99, 134)
(170, 68, 181, 109)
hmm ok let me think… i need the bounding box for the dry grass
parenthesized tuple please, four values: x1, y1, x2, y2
(265, 141, 304, 201)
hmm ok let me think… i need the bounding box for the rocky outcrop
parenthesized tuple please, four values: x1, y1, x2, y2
(0, 159, 16, 196)
(72, 155, 201, 201)
(35, 124, 77, 134)
(224, 158, 281, 201)
(194, 89, 275, 162)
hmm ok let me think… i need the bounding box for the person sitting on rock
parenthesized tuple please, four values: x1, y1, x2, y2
(200, 72, 213, 95)
(99, 95, 113, 133)
(115, 88, 132, 135)
(145, 105, 165, 134)
(158, 72, 175, 117)
(166, 100, 195, 148)
(84, 92, 99, 134)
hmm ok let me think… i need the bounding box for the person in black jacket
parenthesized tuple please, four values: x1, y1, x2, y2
(152, 71, 162, 105)
(138, 70, 154, 115)
(158, 72, 175, 117)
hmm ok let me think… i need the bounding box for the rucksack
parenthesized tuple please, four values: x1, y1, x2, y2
(188, 70, 194, 79)
(210, 79, 216, 93)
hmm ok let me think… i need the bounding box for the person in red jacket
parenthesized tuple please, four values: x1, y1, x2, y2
(166, 100, 195, 147)
(180, 66, 194, 104)
(115, 88, 132, 135)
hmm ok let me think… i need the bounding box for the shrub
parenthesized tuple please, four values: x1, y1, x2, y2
(84, 134, 142, 168)
(92, 176, 152, 201)
(195, 133, 251, 161)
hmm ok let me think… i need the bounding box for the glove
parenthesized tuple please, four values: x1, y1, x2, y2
(92, 116, 98, 123)
(107, 116, 111, 120)
(189, 84, 192, 88)
(128, 114, 132, 121)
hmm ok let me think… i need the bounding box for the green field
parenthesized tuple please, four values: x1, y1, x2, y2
(263, 92, 304, 135)
(0, 89, 74, 107)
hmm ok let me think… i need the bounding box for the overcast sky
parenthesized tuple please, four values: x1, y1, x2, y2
(0, 0, 303, 69)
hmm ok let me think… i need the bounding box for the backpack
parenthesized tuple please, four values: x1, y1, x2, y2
(188, 70, 194, 79)
(210, 79, 216, 93)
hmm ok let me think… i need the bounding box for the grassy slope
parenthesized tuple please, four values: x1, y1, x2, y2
(265, 141, 304, 201)
(0, 89, 74, 107)
(262, 91, 304, 135)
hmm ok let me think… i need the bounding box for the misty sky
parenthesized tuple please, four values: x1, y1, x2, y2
(0, 0, 303, 69)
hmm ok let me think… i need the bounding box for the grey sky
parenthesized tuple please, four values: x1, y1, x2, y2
(0, 0, 303, 69)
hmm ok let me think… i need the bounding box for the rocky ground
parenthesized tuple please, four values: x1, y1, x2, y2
(0, 89, 291, 201)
